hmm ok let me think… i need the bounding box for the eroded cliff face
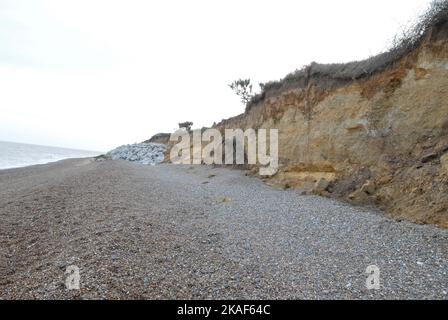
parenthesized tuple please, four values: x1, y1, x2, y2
(214, 38, 448, 228)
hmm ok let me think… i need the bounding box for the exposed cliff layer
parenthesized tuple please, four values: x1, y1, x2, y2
(143, 133, 171, 145)
(213, 21, 448, 228)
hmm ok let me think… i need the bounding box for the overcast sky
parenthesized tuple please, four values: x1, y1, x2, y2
(0, 0, 433, 151)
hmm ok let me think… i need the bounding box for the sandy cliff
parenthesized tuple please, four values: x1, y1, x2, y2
(154, 5, 448, 227)
(211, 20, 448, 227)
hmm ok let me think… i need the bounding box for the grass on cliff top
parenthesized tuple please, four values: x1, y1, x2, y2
(247, 0, 448, 111)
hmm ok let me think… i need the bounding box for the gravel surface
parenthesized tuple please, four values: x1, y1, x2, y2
(0, 159, 447, 299)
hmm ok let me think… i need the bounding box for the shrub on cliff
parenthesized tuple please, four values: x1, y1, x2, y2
(247, 0, 448, 111)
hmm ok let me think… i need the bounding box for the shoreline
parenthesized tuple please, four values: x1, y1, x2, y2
(0, 156, 98, 172)
(0, 140, 103, 171)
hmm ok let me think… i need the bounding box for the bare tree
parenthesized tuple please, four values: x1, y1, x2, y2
(229, 79, 253, 105)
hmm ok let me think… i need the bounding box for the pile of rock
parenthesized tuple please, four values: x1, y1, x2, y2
(107, 143, 166, 165)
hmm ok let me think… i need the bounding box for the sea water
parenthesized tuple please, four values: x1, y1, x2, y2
(0, 140, 101, 170)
